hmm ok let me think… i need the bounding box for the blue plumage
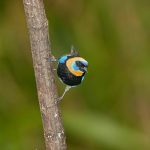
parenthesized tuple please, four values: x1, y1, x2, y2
(71, 62, 79, 71)
(58, 55, 68, 63)
(81, 60, 88, 67)
(81, 76, 85, 81)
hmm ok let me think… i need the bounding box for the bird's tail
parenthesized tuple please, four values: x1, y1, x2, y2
(70, 45, 80, 56)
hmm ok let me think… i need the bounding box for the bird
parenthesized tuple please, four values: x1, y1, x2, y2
(50, 46, 88, 102)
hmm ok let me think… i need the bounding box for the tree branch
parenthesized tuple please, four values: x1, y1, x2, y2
(23, 0, 67, 149)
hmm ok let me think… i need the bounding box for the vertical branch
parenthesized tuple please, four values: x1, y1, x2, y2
(23, 0, 67, 149)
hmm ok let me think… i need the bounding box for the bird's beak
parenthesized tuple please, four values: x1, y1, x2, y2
(83, 67, 88, 73)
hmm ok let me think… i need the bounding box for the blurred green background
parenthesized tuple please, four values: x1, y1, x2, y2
(0, 0, 150, 150)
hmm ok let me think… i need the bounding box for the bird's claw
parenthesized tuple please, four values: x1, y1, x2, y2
(54, 97, 63, 105)
(46, 97, 62, 109)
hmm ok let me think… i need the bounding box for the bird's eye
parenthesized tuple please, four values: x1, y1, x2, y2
(76, 61, 85, 67)
(76, 61, 80, 66)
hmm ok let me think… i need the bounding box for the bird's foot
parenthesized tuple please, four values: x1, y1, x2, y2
(54, 96, 63, 105)
(45, 97, 62, 109)
(47, 86, 72, 107)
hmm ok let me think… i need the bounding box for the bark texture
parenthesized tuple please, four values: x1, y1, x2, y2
(23, 0, 67, 149)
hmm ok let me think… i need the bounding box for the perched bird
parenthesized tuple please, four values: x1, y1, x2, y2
(50, 46, 88, 102)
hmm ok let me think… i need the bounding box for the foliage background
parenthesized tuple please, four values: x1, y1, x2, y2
(0, 0, 150, 149)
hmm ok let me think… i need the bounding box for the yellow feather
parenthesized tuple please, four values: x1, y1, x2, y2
(66, 57, 84, 76)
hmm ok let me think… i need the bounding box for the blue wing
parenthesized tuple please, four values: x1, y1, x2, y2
(58, 55, 68, 63)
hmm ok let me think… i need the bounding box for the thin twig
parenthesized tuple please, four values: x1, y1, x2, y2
(23, 0, 67, 149)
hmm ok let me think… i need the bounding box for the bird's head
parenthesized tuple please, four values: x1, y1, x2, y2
(75, 59, 88, 73)
(66, 57, 88, 76)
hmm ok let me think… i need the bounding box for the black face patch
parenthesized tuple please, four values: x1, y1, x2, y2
(76, 61, 86, 68)
(75, 61, 88, 73)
